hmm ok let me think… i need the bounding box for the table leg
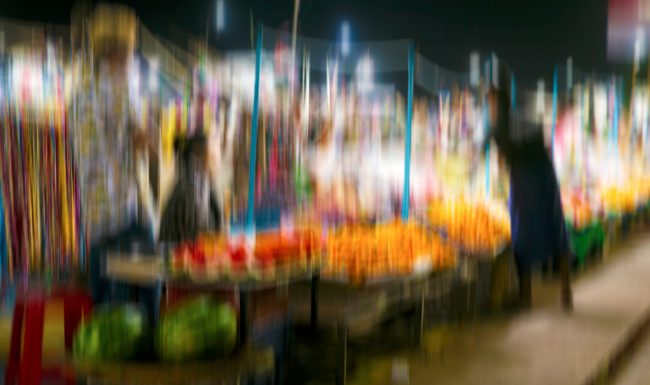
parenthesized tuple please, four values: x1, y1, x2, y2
(310, 273, 319, 332)
(336, 323, 348, 385)
(239, 290, 251, 347)
(152, 281, 162, 325)
(414, 292, 425, 348)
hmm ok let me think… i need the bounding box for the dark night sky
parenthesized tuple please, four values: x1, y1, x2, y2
(0, 0, 612, 87)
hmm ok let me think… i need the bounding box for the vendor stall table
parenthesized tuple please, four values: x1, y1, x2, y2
(67, 347, 274, 385)
(103, 252, 298, 384)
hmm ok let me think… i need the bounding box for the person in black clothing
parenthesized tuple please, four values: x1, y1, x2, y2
(486, 66, 573, 311)
(158, 134, 222, 243)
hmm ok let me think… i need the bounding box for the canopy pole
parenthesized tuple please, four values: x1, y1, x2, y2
(402, 41, 415, 221)
(246, 22, 263, 234)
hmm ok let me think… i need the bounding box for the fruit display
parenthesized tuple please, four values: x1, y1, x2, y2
(637, 177, 650, 204)
(171, 235, 249, 281)
(562, 190, 597, 229)
(73, 304, 149, 362)
(171, 228, 323, 282)
(156, 295, 237, 362)
(599, 185, 638, 215)
(427, 198, 511, 255)
(323, 221, 456, 285)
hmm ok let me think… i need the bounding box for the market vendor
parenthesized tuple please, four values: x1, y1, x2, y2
(157, 134, 222, 243)
(133, 126, 223, 243)
(485, 63, 573, 311)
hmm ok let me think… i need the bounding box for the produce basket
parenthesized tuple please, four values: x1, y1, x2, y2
(289, 273, 430, 337)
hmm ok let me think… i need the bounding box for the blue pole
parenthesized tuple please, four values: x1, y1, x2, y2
(551, 65, 558, 157)
(402, 41, 415, 221)
(247, 23, 263, 234)
(613, 80, 619, 157)
(485, 58, 492, 196)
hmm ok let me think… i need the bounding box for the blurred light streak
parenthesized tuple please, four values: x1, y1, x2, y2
(341, 21, 350, 57)
(216, 0, 225, 32)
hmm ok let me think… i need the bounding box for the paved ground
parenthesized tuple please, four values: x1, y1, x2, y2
(347, 234, 650, 385)
(614, 331, 650, 385)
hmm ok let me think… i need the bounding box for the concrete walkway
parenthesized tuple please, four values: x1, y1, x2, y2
(614, 331, 650, 385)
(348, 234, 650, 385)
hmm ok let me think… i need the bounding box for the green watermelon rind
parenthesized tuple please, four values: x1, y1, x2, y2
(72, 305, 148, 362)
(156, 296, 237, 362)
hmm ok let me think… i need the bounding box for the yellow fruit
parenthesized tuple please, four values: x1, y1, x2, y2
(428, 198, 510, 253)
(324, 221, 456, 283)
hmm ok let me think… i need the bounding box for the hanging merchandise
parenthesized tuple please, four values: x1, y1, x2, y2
(0, 46, 81, 280)
(1, 180, 6, 284)
(74, 4, 138, 244)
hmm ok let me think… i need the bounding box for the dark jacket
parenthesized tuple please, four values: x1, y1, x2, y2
(488, 87, 569, 269)
(158, 149, 221, 244)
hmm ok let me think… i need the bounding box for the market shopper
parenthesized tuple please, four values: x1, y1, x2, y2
(486, 66, 573, 312)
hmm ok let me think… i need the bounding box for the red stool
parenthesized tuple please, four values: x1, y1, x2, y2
(4, 288, 93, 385)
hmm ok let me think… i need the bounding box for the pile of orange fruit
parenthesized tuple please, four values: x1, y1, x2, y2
(428, 199, 510, 254)
(562, 191, 594, 229)
(323, 221, 456, 285)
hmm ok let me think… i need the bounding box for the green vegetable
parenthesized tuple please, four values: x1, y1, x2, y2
(156, 295, 237, 362)
(73, 304, 148, 362)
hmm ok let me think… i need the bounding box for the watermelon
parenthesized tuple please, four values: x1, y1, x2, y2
(73, 304, 148, 362)
(156, 295, 237, 362)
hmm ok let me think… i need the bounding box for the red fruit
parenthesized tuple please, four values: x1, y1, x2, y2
(229, 246, 248, 264)
(190, 248, 207, 266)
(255, 250, 276, 267)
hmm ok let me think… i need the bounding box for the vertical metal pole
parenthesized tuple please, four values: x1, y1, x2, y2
(402, 41, 415, 221)
(238, 289, 251, 347)
(551, 65, 558, 157)
(310, 272, 319, 332)
(414, 289, 425, 347)
(484, 58, 491, 196)
(336, 323, 348, 385)
(290, 0, 301, 102)
(614, 79, 619, 157)
(247, 22, 263, 234)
